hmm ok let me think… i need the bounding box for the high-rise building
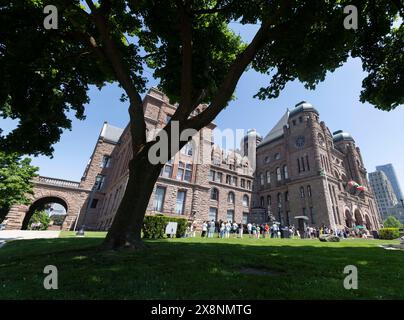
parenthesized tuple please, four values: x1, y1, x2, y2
(376, 164, 403, 201)
(369, 170, 398, 219)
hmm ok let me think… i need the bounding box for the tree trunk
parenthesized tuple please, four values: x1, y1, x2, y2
(100, 154, 162, 250)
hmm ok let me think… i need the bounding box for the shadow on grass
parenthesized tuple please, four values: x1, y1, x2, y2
(0, 238, 403, 299)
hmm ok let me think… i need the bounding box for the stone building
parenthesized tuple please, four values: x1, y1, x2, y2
(85, 88, 255, 231)
(3, 89, 382, 233)
(252, 101, 381, 231)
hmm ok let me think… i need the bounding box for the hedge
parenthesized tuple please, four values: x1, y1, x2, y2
(142, 214, 188, 239)
(379, 228, 400, 240)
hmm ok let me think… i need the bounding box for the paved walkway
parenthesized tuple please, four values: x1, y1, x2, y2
(0, 230, 60, 248)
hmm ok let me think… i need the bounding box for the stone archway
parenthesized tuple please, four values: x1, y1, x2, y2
(345, 209, 353, 228)
(4, 176, 90, 231)
(354, 209, 364, 226)
(21, 196, 68, 230)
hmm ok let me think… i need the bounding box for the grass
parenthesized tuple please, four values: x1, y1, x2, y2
(0, 231, 403, 299)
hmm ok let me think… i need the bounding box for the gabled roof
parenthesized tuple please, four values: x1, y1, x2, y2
(258, 110, 290, 147)
(100, 122, 124, 143)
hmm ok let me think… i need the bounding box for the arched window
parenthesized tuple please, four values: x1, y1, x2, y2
(267, 195, 271, 206)
(242, 195, 249, 207)
(260, 173, 264, 185)
(228, 192, 235, 204)
(260, 196, 265, 207)
(276, 167, 282, 181)
(284, 191, 289, 202)
(274, 153, 280, 160)
(300, 186, 305, 198)
(283, 165, 288, 179)
(211, 188, 219, 201)
(277, 192, 282, 203)
(307, 185, 312, 197)
(266, 171, 271, 184)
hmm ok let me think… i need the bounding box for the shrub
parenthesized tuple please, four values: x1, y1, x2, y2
(379, 228, 400, 240)
(383, 216, 402, 228)
(142, 215, 188, 239)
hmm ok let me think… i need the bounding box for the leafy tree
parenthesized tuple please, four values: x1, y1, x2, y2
(383, 216, 402, 228)
(28, 210, 51, 230)
(0, 152, 38, 222)
(0, 0, 402, 249)
(50, 214, 66, 226)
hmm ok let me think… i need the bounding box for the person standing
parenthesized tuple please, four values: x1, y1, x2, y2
(202, 221, 208, 237)
(220, 221, 225, 238)
(225, 221, 231, 238)
(239, 223, 244, 238)
(247, 222, 252, 237)
(265, 223, 270, 238)
(252, 224, 257, 238)
(232, 222, 238, 238)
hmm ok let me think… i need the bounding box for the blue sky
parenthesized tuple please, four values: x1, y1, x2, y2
(1, 23, 403, 191)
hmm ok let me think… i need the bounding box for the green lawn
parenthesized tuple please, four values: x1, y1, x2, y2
(0, 232, 403, 299)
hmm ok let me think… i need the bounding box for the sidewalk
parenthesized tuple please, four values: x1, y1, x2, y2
(0, 230, 61, 244)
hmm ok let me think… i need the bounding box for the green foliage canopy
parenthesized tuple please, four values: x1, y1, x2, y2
(383, 216, 402, 228)
(0, 0, 402, 158)
(28, 209, 51, 230)
(0, 151, 38, 221)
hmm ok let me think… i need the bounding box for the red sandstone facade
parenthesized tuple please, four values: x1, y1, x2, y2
(4, 89, 381, 233)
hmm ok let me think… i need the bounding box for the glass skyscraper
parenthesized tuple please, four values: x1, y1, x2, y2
(376, 164, 403, 201)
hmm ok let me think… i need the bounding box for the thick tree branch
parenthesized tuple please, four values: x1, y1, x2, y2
(185, 0, 292, 131)
(85, 0, 147, 153)
(171, 0, 193, 123)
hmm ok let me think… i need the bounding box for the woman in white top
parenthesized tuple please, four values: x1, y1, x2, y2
(201, 222, 208, 237)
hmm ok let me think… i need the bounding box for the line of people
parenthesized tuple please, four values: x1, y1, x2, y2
(197, 220, 371, 239)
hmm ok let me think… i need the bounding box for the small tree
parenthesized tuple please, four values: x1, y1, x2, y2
(0, 152, 38, 222)
(383, 216, 402, 228)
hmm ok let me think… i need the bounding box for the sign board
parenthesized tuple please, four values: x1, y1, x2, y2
(165, 222, 178, 236)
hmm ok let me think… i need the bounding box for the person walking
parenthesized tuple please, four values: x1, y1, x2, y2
(256, 225, 261, 239)
(252, 224, 257, 238)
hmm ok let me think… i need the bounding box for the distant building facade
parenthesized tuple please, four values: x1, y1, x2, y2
(80, 88, 255, 231)
(376, 164, 403, 201)
(369, 170, 398, 219)
(252, 101, 381, 231)
(75, 93, 383, 232)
